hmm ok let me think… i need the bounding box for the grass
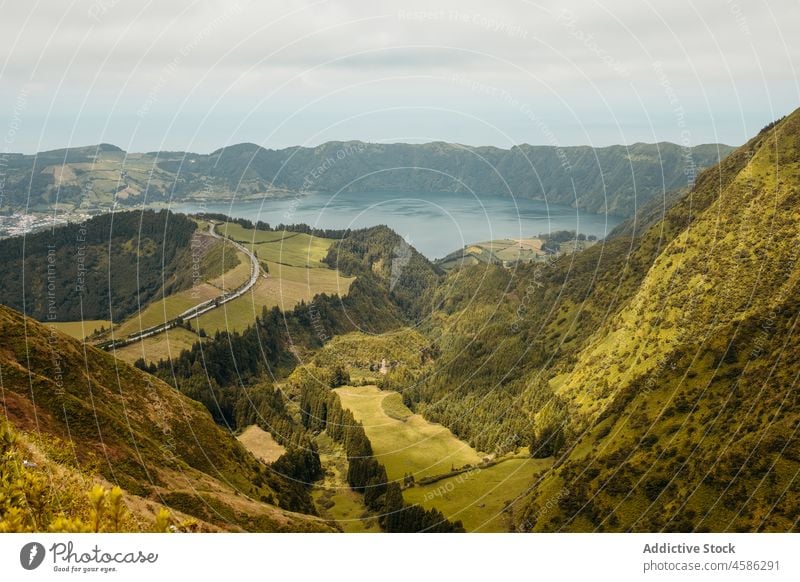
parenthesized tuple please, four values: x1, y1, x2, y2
(236, 425, 286, 464)
(206, 249, 251, 292)
(113, 288, 213, 337)
(111, 327, 201, 365)
(193, 261, 353, 335)
(333, 385, 482, 481)
(217, 222, 332, 268)
(47, 320, 111, 339)
(381, 392, 413, 421)
(403, 457, 551, 532)
(311, 433, 380, 532)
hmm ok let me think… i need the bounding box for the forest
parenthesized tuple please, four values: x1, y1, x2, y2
(0, 209, 196, 321)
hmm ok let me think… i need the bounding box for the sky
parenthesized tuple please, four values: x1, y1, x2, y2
(0, 0, 798, 154)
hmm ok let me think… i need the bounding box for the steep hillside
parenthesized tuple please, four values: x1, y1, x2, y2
(323, 225, 444, 321)
(405, 116, 770, 452)
(510, 111, 800, 531)
(2, 141, 733, 218)
(0, 210, 197, 322)
(386, 111, 800, 532)
(0, 304, 333, 532)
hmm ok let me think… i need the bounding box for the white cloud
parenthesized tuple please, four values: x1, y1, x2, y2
(0, 0, 797, 152)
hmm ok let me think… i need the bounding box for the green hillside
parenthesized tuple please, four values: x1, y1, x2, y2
(511, 111, 800, 532)
(0, 210, 197, 322)
(0, 304, 333, 532)
(400, 111, 800, 532)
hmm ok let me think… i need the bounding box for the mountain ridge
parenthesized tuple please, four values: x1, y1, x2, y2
(2, 140, 734, 218)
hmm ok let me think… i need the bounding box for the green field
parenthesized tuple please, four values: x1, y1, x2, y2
(112, 326, 201, 365)
(403, 457, 551, 532)
(334, 385, 482, 481)
(47, 319, 111, 339)
(194, 263, 353, 336)
(217, 223, 332, 268)
(237, 425, 286, 464)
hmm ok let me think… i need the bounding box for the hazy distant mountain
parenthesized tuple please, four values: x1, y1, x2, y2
(2, 140, 733, 218)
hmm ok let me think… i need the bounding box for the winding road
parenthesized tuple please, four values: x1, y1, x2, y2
(100, 222, 260, 351)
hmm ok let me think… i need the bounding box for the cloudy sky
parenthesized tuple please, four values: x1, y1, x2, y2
(1, 0, 798, 153)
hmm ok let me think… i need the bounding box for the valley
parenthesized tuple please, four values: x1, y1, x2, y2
(329, 383, 552, 532)
(334, 385, 482, 481)
(0, 110, 798, 534)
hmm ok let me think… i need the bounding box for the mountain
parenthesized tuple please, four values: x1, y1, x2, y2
(1, 111, 794, 533)
(510, 111, 800, 532)
(2, 141, 733, 218)
(402, 110, 800, 531)
(0, 304, 333, 532)
(0, 210, 197, 322)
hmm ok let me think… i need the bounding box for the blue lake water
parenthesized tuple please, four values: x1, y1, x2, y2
(172, 191, 622, 259)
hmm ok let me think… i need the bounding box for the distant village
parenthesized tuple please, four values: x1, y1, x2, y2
(0, 210, 97, 239)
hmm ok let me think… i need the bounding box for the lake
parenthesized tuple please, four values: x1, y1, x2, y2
(172, 191, 622, 259)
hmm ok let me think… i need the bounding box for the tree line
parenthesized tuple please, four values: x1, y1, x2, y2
(0, 210, 196, 321)
(194, 212, 351, 239)
(294, 366, 464, 532)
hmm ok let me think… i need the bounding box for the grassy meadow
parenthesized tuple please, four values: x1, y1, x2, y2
(112, 326, 202, 365)
(403, 457, 551, 532)
(236, 425, 287, 464)
(47, 319, 112, 339)
(333, 385, 482, 481)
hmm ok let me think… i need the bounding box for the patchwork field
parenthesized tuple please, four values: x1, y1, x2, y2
(192, 228, 354, 335)
(218, 222, 332, 268)
(333, 385, 482, 481)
